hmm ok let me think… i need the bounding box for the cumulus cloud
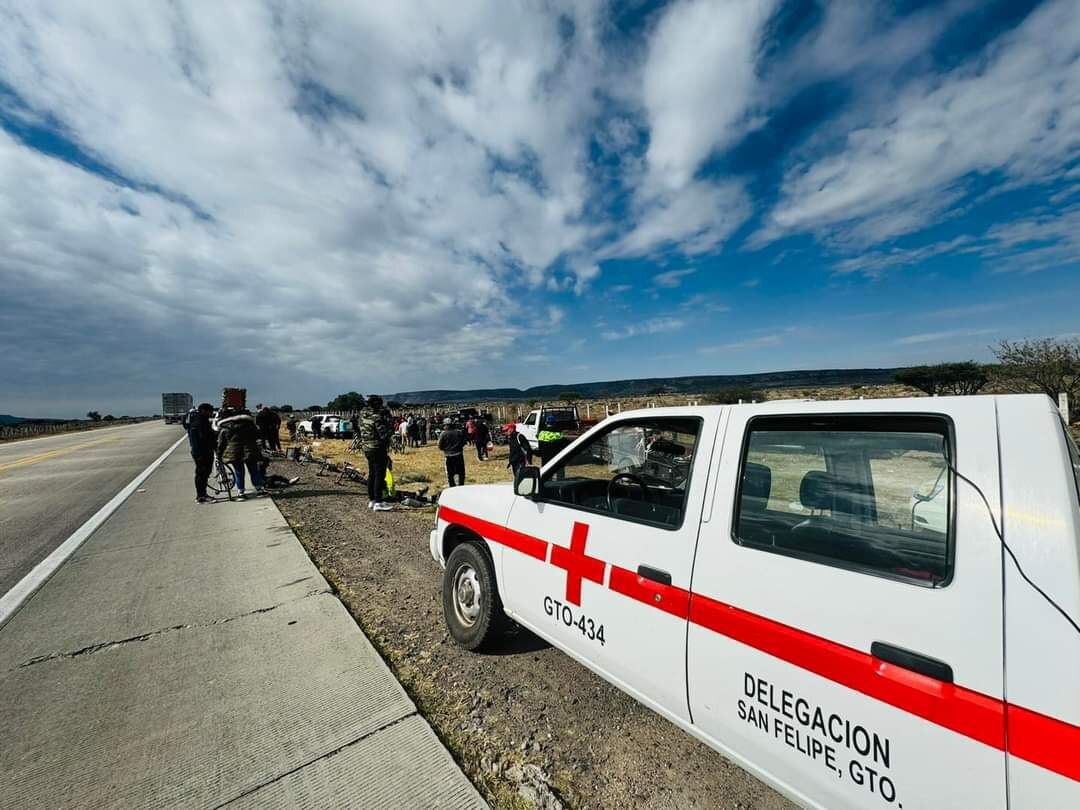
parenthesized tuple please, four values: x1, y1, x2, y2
(0, 1, 612, 410)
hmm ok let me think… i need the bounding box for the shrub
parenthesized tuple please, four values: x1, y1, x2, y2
(895, 362, 988, 396)
(704, 386, 767, 404)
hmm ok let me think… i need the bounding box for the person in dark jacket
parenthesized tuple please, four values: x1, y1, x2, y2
(438, 418, 467, 487)
(255, 405, 275, 449)
(358, 396, 393, 511)
(310, 414, 322, 440)
(473, 418, 490, 461)
(286, 416, 298, 441)
(216, 409, 265, 498)
(506, 424, 533, 479)
(186, 402, 216, 503)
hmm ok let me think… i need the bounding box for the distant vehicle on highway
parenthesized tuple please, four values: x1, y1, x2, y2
(432, 394, 1080, 810)
(297, 415, 353, 438)
(161, 392, 193, 424)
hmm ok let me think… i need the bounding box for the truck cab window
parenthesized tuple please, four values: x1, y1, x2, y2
(524, 413, 537, 426)
(541, 417, 701, 529)
(733, 415, 953, 586)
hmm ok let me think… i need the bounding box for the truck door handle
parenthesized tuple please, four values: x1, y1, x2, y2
(871, 641, 953, 683)
(637, 565, 671, 586)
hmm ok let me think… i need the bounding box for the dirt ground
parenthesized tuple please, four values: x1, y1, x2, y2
(270, 460, 793, 810)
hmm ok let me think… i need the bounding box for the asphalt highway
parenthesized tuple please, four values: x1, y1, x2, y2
(0, 421, 184, 597)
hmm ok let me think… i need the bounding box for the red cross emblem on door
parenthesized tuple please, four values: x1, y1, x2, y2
(550, 522, 605, 606)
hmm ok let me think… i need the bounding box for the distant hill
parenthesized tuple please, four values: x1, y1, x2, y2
(0, 414, 72, 425)
(388, 367, 902, 404)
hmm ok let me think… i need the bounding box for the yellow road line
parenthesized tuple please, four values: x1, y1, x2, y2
(0, 436, 118, 474)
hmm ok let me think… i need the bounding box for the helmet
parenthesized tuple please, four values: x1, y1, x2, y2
(443, 417, 452, 426)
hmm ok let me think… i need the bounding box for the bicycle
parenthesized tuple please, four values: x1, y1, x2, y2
(206, 457, 236, 500)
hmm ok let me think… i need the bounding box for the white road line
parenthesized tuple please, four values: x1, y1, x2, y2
(0, 434, 187, 630)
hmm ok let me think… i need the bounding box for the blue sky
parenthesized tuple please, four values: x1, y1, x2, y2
(1, 0, 1077, 417)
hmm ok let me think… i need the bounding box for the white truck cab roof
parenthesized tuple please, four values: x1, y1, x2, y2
(433, 394, 1080, 809)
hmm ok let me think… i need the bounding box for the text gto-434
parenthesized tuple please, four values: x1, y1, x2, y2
(431, 395, 1080, 809)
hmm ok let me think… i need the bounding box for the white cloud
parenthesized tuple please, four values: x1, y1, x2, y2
(0, 0, 612, 405)
(642, 0, 776, 192)
(699, 333, 783, 354)
(601, 316, 685, 341)
(758, 0, 1080, 246)
(895, 328, 997, 346)
(653, 268, 695, 288)
(607, 178, 751, 258)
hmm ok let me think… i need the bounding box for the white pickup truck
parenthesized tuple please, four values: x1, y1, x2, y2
(515, 406, 583, 450)
(431, 395, 1080, 809)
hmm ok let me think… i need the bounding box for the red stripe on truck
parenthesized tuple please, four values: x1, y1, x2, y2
(608, 565, 690, 620)
(1007, 704, 1080, 782)
(439, 509, 1079, 781)
(437, 505, 548, 561)
(688, 593, 1006, 750)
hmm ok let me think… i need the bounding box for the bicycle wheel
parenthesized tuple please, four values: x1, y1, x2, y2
(209, 461, 235, 498)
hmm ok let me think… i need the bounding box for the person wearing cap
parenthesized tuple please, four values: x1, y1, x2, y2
(438, 417, 467, 487)
(359, 395, 393, 510)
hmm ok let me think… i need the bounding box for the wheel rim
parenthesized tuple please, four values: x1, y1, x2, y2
(452, 564, 483, 627)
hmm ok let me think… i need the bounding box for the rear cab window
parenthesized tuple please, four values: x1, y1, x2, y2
(733, 414, 953, 586)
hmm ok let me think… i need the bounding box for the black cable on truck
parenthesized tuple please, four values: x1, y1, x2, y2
(943, 443, 1080, 638)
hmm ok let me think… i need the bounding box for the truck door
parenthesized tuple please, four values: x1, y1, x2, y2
(503, 412, 720, 722)
(688, 406, 1006, 810)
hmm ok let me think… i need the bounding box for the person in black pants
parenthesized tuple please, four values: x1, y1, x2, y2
(438, 418, 466, 486)
(474, 418, 490, 461)
(359, 396, 393, 511)
(507, 424, 533, 479)
(185, 402, 216, 503)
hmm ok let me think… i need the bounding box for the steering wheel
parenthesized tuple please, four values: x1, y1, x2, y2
(607, 473, 650, 511)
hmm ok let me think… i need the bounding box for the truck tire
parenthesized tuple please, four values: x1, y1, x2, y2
(443, 542, 507, 651)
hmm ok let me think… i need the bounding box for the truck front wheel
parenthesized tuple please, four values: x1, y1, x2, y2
(443, 542, 507, 651)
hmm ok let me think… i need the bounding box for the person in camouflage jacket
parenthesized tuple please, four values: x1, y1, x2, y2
(358, 395, 393, 510)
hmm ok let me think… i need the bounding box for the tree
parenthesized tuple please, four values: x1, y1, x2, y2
(86, 411, 102, 422)
(558, 391, 583, 402)
(327, 391, 366, 412)
(895, 362, 989, 396)
(278, 404, 294, 413)
(704, 386, 766, 404)
(307, 405, 323, 413)
(646, 386, 668, 397)
(103, 414, 115, 422)
(386, 400, 403, 410)
(992, 338, 1080, 420)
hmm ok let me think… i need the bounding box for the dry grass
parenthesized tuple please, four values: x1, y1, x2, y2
(281, 428, 515, 499)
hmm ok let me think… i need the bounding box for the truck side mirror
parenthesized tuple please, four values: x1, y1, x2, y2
(515, 465, 540, 498)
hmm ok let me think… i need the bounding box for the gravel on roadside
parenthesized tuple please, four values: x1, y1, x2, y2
(271, 460, 794, 810)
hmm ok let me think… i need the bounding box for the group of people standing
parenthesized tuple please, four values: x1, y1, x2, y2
(184, 402, 295, 503)
(395, 414, 429, 447)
